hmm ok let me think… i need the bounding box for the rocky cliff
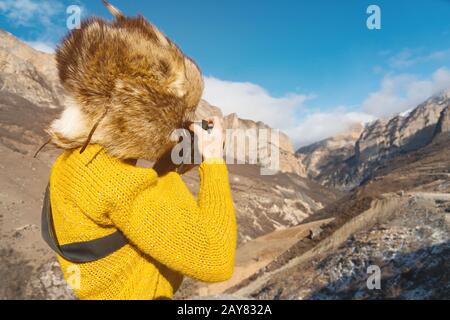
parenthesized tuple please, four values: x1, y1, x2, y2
(296, 124, 363, 181)
(297, 91, 450, 190)
(434, 105, 450, 139)
(196, 101, 306, 176)
(0, 30, 63, 109)
(232, 192, 450, 300)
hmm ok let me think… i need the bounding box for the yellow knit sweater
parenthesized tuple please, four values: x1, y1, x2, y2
(48, 144, 237, 300)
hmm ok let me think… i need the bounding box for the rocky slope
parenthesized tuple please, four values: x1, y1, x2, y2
(236, 192, 450, 300)
(223, 134, 450, 299)
(297, 91, 450, 191)
(296, 124, 363, 181)
(0, 30, 63, 109)
(434, 105, 450, 139)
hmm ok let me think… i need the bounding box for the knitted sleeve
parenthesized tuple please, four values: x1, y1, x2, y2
(109, 159, 237, 282)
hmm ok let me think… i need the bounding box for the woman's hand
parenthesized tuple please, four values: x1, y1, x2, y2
(189, 116, 224, 161)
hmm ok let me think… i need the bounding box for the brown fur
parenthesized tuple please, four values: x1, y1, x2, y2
(47, 1, 204, 161)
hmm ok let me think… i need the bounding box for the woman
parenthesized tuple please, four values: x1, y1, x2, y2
(43, 2, 237, 300)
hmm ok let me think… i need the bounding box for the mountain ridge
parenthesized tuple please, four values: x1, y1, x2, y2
(296, 90, 450, 190)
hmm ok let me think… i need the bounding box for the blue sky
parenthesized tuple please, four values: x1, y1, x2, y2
(1, 0, 450, 146)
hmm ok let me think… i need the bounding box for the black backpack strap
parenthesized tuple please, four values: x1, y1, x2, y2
(41, 183, 128, 263)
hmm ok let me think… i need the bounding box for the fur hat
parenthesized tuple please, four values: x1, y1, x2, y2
(47, 0, 204, 161)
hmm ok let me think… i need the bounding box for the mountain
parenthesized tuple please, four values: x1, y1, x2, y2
(0, 30, 63, 156)
(297, 91, 450, 191)
(0, 29, 339, 299)
(221, 129, 450, 299)
(0, 30, 63, 109)
(296, 124, 363, 182)
(196, 101, 306, 176)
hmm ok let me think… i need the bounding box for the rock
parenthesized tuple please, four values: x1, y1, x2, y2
(296, 124, 363, 181)
(223, 113, 306, 176)
(397, 190, 405, 197)
(194, 99, 223, 119)
(353, 92, 448, 185)
(307, 227, 322, 240)
(433, 106, 450, 139)
(236, 193, 450, 300)
(28, 260, 76, 300)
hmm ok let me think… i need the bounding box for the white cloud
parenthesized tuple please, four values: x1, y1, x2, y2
(362, 67, 450, 117)
(389, 48, 450, 69)
(203, 76, 375, 148)
(0, 0, 63, 27)
(25, 40, 55, 53)
(287, 110, 375, 147)
(0, 0, 65, 56)
(203, 76, 313, 129)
